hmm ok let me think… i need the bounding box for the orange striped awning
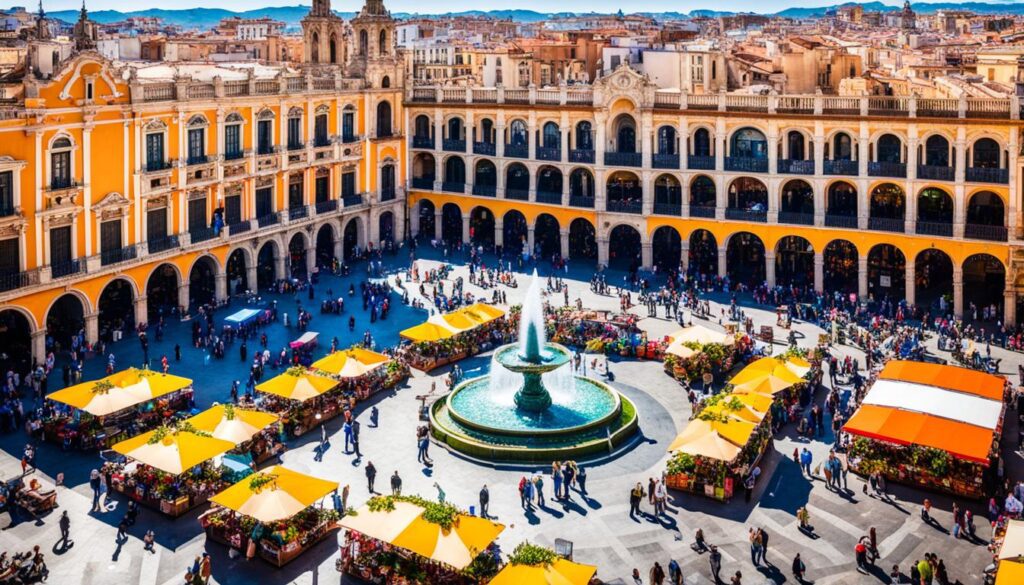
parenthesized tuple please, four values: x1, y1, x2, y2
(842, 404, 995, 464)
(879, 360, 1004, 401)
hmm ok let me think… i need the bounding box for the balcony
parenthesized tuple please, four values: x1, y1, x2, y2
(653, 202, 682, 216)
(190, 226, 217, 243)
(777, 159, 815, 175)
(505, 188, 529, 201)
(288, 142, 305, 152)
(186, 154, 209, 166)
(227, 221, 251, 235)
(257, 213, 280, 228)
(442, 139, 466, 152)
(48, 177, 78, 192)
(0, 269, 39, 293)
(725, 157, 768, 173)
(915, 221, 952, 237)
(824, 159, 858, 176)
(536, 147, 561, 162)
(687, 155, 715, 171)
(689, 205, 716, 219)
(51, 259, 84, 278)
(147, 235, 179, 254)
(778, 211, 814, 226)
(224, 150, 246, 162)
(316, 200, 338, 214)
(380, 187, 396, 202)
(340, 135, 359, 144)
(256, 145, 277, 156)
(100, 245, 138, 266)
(313, 137, 332, 149)
(473, 142, 496, 156)
(536, 191, 562, 205)
(505, 144, 528, 159)
(604, 152, 642, 167)
(145, 159, 174, 173)
(441, 182, 464, 194)
(606, 200, 642, 214)
(343, 194, 365, 207)
(568, 195, 594, 208)
(965, 224, 1008, 242)
(472, 185, 497, 197)
(725, 208, 767, 222)
(411, 177, 435, 190)
(868, 217, 905, 233)
(824, 214, 858, 229)
(966, 167, 1009, 184)
(569, 149, 595, 164)
(868, 161, 906, 178)
(917, 165, 955, 181)
(653, 154, 680, 170)
(289, 206, 309, 221)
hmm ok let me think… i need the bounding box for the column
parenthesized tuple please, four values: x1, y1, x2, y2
(560, 229, 569, 259)
(215, 273, 228, 302)
(527, 112, 537, 160)
(641, 242, 653, 271)
(527, 227, 535, 254)
(84, 313, 99, 346)
(274, 254, 286, 281)
(764, 250, 776, 288)
(953, 266, 963, 318)
(134, 295, 148, 326)
(1005, 288, 1017, 326)
(495, 124, 506, 158)
(494, 221, 504, 247)
(433, 211, 442, 240)
(306, 246, 316, 275)
(714, 132, 726, 172)
(641, 112, 653, 169)
(83, 124, 93, 257)
(434, 156, 443, 191)
(858, 122, 870, 177)
(717, 245, 727, 278)
(680, 240, 690, 273)
(906, 137, 919, 181)
(178, 283, 190, 314)
(559, 124, 570, 164)
(31, 330, 46, 367)
(858, 257, 868, 300)
(333, 238, 343, 262)
(813, 253, 824, 293)
(597, 237, 609, 266)
(462, 214, 470, 245)
(813, 134, 825, 177)
(433, 109, 442, 150)
(905, 262, 916, 307)
(767, 131, 778, 177)
(247, 265, 258, 292)
(594, 113, 607, 166)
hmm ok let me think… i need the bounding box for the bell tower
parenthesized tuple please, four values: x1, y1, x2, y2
(301, 0, 345, 66)
(348, 0, 399, 84)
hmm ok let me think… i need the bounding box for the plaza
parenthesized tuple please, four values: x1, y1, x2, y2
(0, 246, 1015, 584)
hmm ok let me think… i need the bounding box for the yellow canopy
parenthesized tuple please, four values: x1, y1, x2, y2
(667, 418, 755, 461)
(729, 357, 803, 386)
(668, 325, 734, 347)
(210, 465, 338, 523)
(400, 321, 457, 342)
(489, 558, 597, 585)
(731, 376, 799, 396)
(47, 368, 193, 417)
(703, 400, 766, 424)
(112, 430, 235, 475)
(783, 356, 812, 378)
(461, 303, 505, 322)
(664, 338, 697, 360)
(999, 520, 1024, 560)
(186, 405, 279, 444)
(435, 312, 478, 332)
(671, 430, 742, 461)
(255, 370, 338, 402)
(731, 391, 775, 413)
(996, 561, 1024, 585)
(340, 500, 505, 570)
(312, 348, 390, 378)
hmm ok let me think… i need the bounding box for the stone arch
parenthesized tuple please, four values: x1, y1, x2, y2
(726, 231, 766, 287)
(966, 190, 1006, 240)
(534, 213, 560, 259)
(652, 226, 682, 272)
(775, 236, 814, 288)
(0, 308, 34, 373)
(189, 255, 219, 307)
(826, 181, 857, 221)
(653, 174, 682, 211)
(378, 211, 395, 245)
(823, 239, 858, 295)
(256, 240, 278, 290)
(414, 114, 432, 141)
(413, 152, 436, 186)
(827, 130, 855, 161)
(867, 243, 906, 302)
(469, 206, 495, 248)
(343, 216, 364, 261)
(869, 183, 905, 228)
(656, 124, 677, 155)
(505, 162, 530, 196)
(970, 137, 1003, 169)
(873, 132, 904, 163)
(569, 168, 594, 199)
(963, 254, 1006, 319)
(45, 291, 89, 353)
(146, 262, 182, 318)
(690, 175, 716, 211)
(441, 203, 462, 244)
(474, 159, 497, 190)
(610, 113, 637, 153)
(226, 247, 249, 295)
(504, 209, 528, 255)
(915, 248, 954, 314)
(780, 179, 814, 221)
(316, 223, 337, 268)
(921, 132, 952, 167)
(916, 186, 953, 234)
(608, 224, 641, 270)
(690, 126, 713, 157)
(568, 217, 596, 261)
(375, 100, 392, 138)
(727, 177, 767, 214)
(728, 126, 768, 158)
(781, 127, 812, 160)
(536, 165, 562, 197)
(606, 170, 642, 212)
(98, 277, 136, 343)
(443, 155, 466, 186)
(688, 229, 718, 276)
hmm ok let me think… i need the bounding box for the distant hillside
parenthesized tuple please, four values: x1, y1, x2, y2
(36, 2, 1024, 30)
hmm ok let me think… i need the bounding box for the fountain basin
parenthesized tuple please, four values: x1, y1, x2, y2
(493, 343, 571, 374)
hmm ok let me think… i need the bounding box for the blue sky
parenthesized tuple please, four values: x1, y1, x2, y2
(28, 0, 914, 14)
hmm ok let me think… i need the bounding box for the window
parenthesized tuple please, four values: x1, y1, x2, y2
(255, 187, 273, 217)
(315, 175, 330, 203)
(0, 171, 13, 217)
(50, 137, 72, 189)
(509, 120, 528, 146)
(49, 225, 72, 267)
(314, 114, 329, 147)
(187, 128, 205, 164)
(288, 116, 302, 149)
(257, 119, 273, 154)
(289, 176, 304, 208)
(575, 122, 592, 150)
(833, 133, 852, 160)
(342, 110, 355, 142)
(100, 219, 121, 253)
(657, 126, 676, 155)
(381, 165, 395, 200)
(692, 128, 711, 157)
(359, 29, 368, 56)
(342, 172, 356, 198)
(147, 208, 167, 242)
(0, 238, 19, 276)
(376, 102, 392, 138)
(146, 133, 165, 171)
(542, 122, 559, 149)
(86, 81, 93, 101)
(188, 198, 207, 232)
(225, 194, 241, 225)
(225, 124, 242, 158)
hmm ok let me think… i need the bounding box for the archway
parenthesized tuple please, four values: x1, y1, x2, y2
(189, 256, 218, 307)
(689, 229, 718, 276)
(869, 183, 905, 230)
(867, 244, 906, 302)
(780, 179, 814, 222)
(823, 240, 858, 295)
(966, 191, 1005, 240)
(505, 163, 530, 198)
(413, 153, 436, 187)
(441, 203, 462, 244)
(776, 236, 814, 287)
(534, 214, 560, 259)
(227, 249, 247, 295)
(652, 226, 681, 273)
(827, 181, 857, 222)
(726, 232, 766, 287)
(474, 160, 496, 195)
(503, 210, 528, 256)
(98, 279, 134, 343)
(46, 294, 85, 355)
(443, 156, 465, 190)
(915, 249, 953, 314)
(608, 225, 641, 271)
(727, 177, 767, 214)
(569, 168, 594, 200)
(256, 242, 277, 290)
(378, 211, 395, 245)
(147, 263, 180, 318)
(0, 310, 32, 374)
(917, 187, 953, 235)
(606, 171, 642, 212)
(730, 127, 768, 159)
(316, 224, 335, 269)
(612, 114, 637, 153)
(568, 218, 596, 261)
(417, 199, 436, 240)
(690, 176, 716, 214)
(343, 219, 362, 262)
(963, 254, 1006, 320)
(536, 166, 562, 200)
(287, 234, 307, 280)
(469, 206, 494, 248)
(653, 174, 681, 214)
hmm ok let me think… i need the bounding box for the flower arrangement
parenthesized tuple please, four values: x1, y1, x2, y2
(285, 366, 307, 377)
(223, 404, 236, 420)
(248, 473, 279, 493)
(666, 452, 697, 476)
(367, 495, 463, 531)
(507, 542, 558, 566)
(91, 380, 114, 395)
(146, 421, 211, 445)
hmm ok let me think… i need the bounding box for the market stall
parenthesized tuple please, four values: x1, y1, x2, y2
(993, 520, 1024, 585)
(339, 495, 505, 583)
(662, 325, 747, 385)
(547, 308, 652, 358)
(311, 347, 409, 401)
(289, 332, 320, 366)
(108, 425, 239, 517)
(843, 361, 1005, 498)
(399, 304, 513, 372)
(224, 308, 262, 328)
(488, 542, 597, 585)
(200, 466, 339, 567)
(186, 404, 282, 465)
(255, 368, 341, 437)
(43, 368, 194, 450)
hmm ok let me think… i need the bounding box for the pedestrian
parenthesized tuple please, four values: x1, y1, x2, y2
(749, 527, 763, 566)
(365, 461, 376, 493)
(855, 539, 868, 571)
(759, 528, 770, 565)
(629, 482, 645, 518)
(709, 545, 722, 582)
(390, 470, 402, 496)
(631, 568, 643, 585)
(797, 506, 811, 531)
(143, 530, 155, 553)
(534, 475, 545, 507)
(921, 498, 932, 522)
(479, 484, 489, 518)
(89, 469, 101, 512)
(668, 559, 682, 585)
(730, 570, 742, 585)
(654, 479, 668, 516)
(577, 466, 587, 495)
(370, 406, 379, 427)
(792, 553, 806, 582)
(58, 511, 71, 547)
(199, 553, 212, 584)
(116, 516, 128, 541)
(518, 477, 529, 509)
(649, 561, 666, 585)
(22, 444, 34, 474)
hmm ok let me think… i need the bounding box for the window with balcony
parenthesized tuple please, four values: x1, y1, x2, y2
(49, 225, 72, 269)
(257, 119, 273, 155)
(187, 128, 206, 165)
(99, 219, 126, 265)
(188, 198, 208, 233)
(342, 110, 356, 142)
(376, 101, 392, 138)
(289, 175, 304, 209)
(0, 171, 13, 217)
(145, 133, 166, 171)
(315, 174, 330, 203)
(0, 237, 19, 281)
(50, 137, 72, 189)
(225, 194, 242, 225)
(288, 115, 302, 150)
(255, 187, 274, 219)
(342, 172, 356, 199)
(381, 165, 396, 200)
(224, 123, 242, 159)
(147, 208, 168, 248)
(314, 114, 329, 147)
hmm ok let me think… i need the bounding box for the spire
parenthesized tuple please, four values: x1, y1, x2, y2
(80, 0, 88, 21)
(37, 0, 44, 19)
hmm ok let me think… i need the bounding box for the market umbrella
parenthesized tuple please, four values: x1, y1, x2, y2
(112, 429, 235, 475)
(400, 321, 457, 342)
(702, 399, 766, 424)
(210, 465, 338, 523)
(312, 348, 390, 378)
(255, 369, 338, 402)
(996, 561, 1024, 585)
(186, 405, 279, 444)
(47, 368, 193, 417)
(668, 325, 734, 346)
(664, 337, 697, 360)
(731, 376, 799, 397)
(783, 356, 812, 378)
(729, 357, 802, 386)
(489, 558, 597, 585)
(998, 520, 1024, 560)
(667, 418, 754, 458)
(461, 303, 505, 322)
(670, 429, 742, 462)
(731, 391, 775, 413)
(435, 311, 479, 332)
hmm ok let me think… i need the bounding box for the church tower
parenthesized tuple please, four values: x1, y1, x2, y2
(348, 0, 400, 86)
(301, 0, 346, 66)
(73, 1, 98, 52)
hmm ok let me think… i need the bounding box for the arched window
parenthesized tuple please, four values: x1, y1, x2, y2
(876, 134, 902, 163)
(657, 126, 676, 155)
(730, 128, 767, 158)
(973, 138, 1001, 169)
(542, 122, 560, 149)
(509, 120, 528, 146)
(414, 115, 431, 140)
(311, 32, 320, 62)
(381, 165, 395, 199)
(381, 75, 390, 88)
(329, 34, 337, 63)
(379, 30, 388, 55)
(787, 131, 805, 160)
(692, 128, 711, 157)
(359, 29, 368, 56)
(480, 119, 494, 144)
(832, 133, 852, 160)
(376, 101, 392, 138)
(50, 137, 73, 189)
(614, 115, 636, 153)
(924, 135, 950, 167)
(575, 121, 592, 150)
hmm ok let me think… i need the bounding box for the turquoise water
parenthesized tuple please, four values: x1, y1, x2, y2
(449, 376, 617, 432)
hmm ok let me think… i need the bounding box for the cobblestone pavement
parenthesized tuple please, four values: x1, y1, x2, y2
(0, 248, 1019, 584)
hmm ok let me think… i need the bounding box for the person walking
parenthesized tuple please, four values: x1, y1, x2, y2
(730, 570, 742, 585)
(792, 553, 806, 583)
(479, 485, 489, 518)
(759, 528, 771, 565)
(649, 561, 666, 585)
(58, 511, 71, 547)
(654, 479, 668, 516)
(199, 553, 212, 584)
(709, 545, 723, 582)
(390, 471, 402, 496)
(143, 530, 155, 553)
(89, 469, 101, 512)
(629, 482, 645, 518)
(577, 466, 587, 495)
(749, 528, 763, 567)
(116, 516, 129, 542)
(365, 461, 376, 493)
(797, 506, 811, 531)
(534, 475, 545, 507)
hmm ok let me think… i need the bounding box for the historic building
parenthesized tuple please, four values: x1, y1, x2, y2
(0, 0, 405, 370)
(406, 64, 1022, 325)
